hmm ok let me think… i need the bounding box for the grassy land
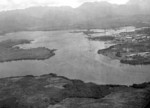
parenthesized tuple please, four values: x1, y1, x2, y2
(0, 39, 56, 62)
(0, 73, 149, 108)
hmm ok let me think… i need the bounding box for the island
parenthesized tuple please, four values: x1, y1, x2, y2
(97, 28, 150, 65)
(0, 39, 56, 62)
(0, 73, 149, 108)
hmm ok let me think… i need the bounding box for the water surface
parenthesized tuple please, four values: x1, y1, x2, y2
(0, 27, 150, 85)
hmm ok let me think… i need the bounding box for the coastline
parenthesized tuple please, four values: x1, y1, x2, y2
(0, 39, 56, 63)
(96, 28, 150, 65)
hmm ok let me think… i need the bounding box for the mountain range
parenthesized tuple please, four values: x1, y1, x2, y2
(0, 0, 150, 34)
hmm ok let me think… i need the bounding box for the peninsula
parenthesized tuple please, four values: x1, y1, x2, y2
(0, 39, 56, 62)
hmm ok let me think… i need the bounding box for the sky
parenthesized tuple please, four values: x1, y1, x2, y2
(0, 0, 129, 11)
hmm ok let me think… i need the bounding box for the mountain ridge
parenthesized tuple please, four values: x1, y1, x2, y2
(0, 0, 150, 34)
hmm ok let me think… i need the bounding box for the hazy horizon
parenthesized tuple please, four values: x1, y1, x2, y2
(0, 0, 129, 11)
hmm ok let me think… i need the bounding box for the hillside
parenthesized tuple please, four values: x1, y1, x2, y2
(0, 0, 150, 34)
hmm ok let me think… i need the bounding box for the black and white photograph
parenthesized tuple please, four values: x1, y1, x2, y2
(0, 0, 150, 108)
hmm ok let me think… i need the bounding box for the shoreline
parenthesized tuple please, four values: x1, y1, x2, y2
(2, 73, 150, 87)
(0, 39, 56, 63)
(97, 28, 150, 65)
(0, 49, 56, 63)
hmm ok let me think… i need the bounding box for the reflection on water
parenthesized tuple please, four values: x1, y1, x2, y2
(0, 27, 150, 85)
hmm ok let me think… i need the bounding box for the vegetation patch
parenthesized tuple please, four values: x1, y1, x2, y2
(0, 39, 56, 62)
(0, 74, 149, 108)
(88, 36, 115, 41)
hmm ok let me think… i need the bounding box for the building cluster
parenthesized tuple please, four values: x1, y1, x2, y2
(114, 32, 150, 43)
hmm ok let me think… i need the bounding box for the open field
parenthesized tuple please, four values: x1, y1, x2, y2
(0, 39, 55, 62)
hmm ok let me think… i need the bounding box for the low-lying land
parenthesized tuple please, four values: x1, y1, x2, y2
(88, 35, 115, 41)
(0, 73, 149, 108)
(83, 30, 103, 35)
(98, 28, 150, 65)
(0, 39, 55, 62)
